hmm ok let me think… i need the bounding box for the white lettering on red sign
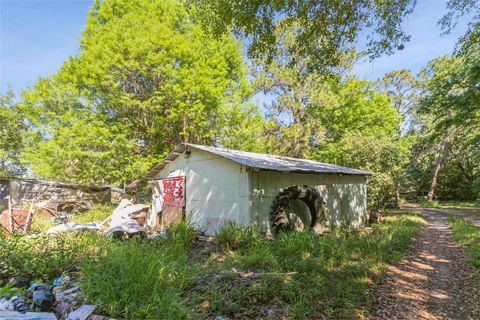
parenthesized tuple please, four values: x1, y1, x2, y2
(160, 177, 185, 207)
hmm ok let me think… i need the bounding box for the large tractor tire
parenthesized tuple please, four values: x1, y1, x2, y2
(270, 185, 328, 234)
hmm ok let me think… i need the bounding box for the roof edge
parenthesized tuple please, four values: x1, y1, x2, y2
(147, 143, 373, 178)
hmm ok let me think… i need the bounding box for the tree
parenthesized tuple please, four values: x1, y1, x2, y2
(0, 91, 27, 177)
(308, 77, 404, 206)
(439, 0, 480, 57)
(316, 78, 400, 143)
(252, 24, 335, 158)
(378, 70, 420, 133)
(320, 132, 413, 207)
(415, 55, 480, 200)
(192, 0, 415, 73)
(21, 0, 265, 185)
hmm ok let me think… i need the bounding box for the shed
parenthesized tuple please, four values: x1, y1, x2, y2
(148, 143, 371, 235)
(0, 178, 115, 213)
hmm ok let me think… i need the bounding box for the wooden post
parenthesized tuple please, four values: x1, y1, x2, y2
(24, 202, 34, 232)
(7, 195, 14, 233)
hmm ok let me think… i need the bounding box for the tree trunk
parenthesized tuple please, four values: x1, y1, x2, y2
(427, 130, 448, 201)
(396, 182, 401, 205)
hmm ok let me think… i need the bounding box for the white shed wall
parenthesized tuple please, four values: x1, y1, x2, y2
(155, 149, 248, 234)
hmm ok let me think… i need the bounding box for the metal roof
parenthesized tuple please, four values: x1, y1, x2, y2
(148, 143, 372, 178)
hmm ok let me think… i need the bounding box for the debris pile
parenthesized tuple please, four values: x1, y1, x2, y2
(0, 276, 100, 319)
(1, 199, 154, 319)
(42, 199, 150, 239)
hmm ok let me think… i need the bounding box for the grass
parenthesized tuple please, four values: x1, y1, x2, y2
(418, 199, 480, 209)
(1, 213, 423, 319)
(186, 212, 423, 319)
(0, 230, 102, 281)
(448, 217, 480, 270)
(71, 204, 114, 224)
(81, 222, 196, 319)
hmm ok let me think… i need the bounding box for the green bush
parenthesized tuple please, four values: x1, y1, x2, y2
(0, 230, 102, 281)
(80, 237, 194, 319)
(449, 217, 480, 269)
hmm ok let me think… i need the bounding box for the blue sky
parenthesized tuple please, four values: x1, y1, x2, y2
(0, 0, 470, 97)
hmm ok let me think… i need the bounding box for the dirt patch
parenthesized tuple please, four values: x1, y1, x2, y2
(371, 208, 480, 319)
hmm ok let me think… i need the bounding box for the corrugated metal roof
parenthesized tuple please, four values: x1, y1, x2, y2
(148, 143, 372, 177)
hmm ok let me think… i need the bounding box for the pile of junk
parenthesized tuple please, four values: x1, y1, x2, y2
(0, 275, 108, 320)
(45, 199, 153, 238)
(0, 199, 164, 319)
(1, 199, 164, 239)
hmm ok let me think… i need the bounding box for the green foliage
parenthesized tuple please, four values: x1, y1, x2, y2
(0, 91, 27, 177)
(419, 199, 480, 209)
(71, 204, 115, 224)
(377, 69, 420, 133)
(166, 219, 197, 249)
(1, 212, 421, 319)
(317, 133, 413, 207)
(0, 283, 25, 299)
(311, 79, 406, 206)
(317, 78, 401, 141)
(80, 237, 194, 319)
(215, 222, 260, 251)
(439, 0, 480, 57)
(0, 231, 102, 281)
(21, 0, 265, 185)
(31, 216, 55, 233)
(449, 217, 480, 269)
(411, 55, 480, 200)
(192, 0, 415, 73)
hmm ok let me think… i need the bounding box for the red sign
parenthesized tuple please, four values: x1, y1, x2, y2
(160, 177, 185, 207)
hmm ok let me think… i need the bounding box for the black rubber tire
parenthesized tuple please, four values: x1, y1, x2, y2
(270, 185, 323, 233)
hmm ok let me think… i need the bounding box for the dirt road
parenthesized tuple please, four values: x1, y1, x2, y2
(371, 207, 480, 320)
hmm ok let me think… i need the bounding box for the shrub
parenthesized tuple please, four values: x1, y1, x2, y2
(215, 222, 261, 251)
(0, 230, 102, 281)
(80, 237, 194, 319)
(449, 217, 480, 269)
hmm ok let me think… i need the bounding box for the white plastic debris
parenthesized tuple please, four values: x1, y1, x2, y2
(46, 223, 102, 236)
(109, 199, 149, 227)
(0, 311, 57, 319)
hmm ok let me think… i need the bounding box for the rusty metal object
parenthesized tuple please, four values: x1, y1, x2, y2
(1, 209, 30, 232)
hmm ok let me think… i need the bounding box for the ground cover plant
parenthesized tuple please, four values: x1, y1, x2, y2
(1, 212, 422, 319)
(187, 213, 423, 319)
(449, 217, 480, 270)
(419, 199, 480, 209)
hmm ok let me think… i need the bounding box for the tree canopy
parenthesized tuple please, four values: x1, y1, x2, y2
(191, 0, 415, 73)
(20, 0, 265, 185)
(0, 91, 27, 177)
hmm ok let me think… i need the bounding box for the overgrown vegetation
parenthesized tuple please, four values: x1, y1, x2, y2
(81, 221, 196, 319)
(71, 204, 115, 224)
(0, 230, 102, 281)
(419, 200, 480, 209)
(189, 213, 423, 319)
(2, 213, 422, 319)
(448, 217, 480, 270)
